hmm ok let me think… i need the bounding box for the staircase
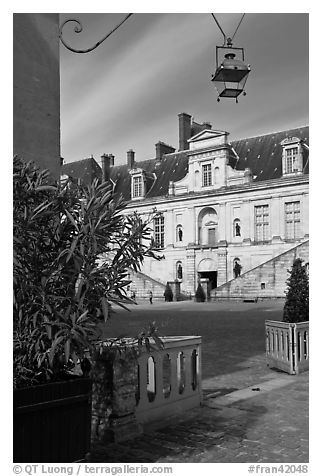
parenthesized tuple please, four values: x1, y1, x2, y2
(129, 270, 167, 300)
(211, 240, 309, 301)
(129, 271, 192, 302)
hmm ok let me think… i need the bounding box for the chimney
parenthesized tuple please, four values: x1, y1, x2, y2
(101, 153, 113, 182)
(191, 120, 213, 137)
(155, 141, 176, 161)
(202, 121, 212, 130)
(127, 149, 135, 168)
(178, 113, 192, 151)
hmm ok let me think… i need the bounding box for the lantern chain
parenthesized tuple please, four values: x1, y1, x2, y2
(211, 13, 246, 46)
(59, 13, 134, 54)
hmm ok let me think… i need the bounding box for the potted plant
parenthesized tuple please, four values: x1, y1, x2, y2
(265, 258, 309, 375)
(195, 283, 206, 302)
(164, 282, 173, 302)
(13, 157, 161, 462)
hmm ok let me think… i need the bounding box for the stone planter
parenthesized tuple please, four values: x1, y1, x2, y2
(90, 336, 202, 447)
(265, 320, 309, 374)
(91, 344, 141, 445)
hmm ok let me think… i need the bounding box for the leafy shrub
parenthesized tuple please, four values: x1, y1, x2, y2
(195, 283, 206, 302)
(283, 258, 309, 323)
(164, 282, 173, 302)
(13, 157, 161, 388)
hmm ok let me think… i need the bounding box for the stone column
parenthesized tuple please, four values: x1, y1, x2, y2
(186, 248, 196, 295)
(217, 247, 228, 286)
(218, 203, 226, 242)
(166, 209, 174, 246)
(271, 197, 282, 241)
(302, 193, 309, 238)
(241, 199, 251, 244)
(186, 207, 196, 244)
(91, 345, 141, 446)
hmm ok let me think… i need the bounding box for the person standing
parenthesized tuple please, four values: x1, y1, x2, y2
(149, 290, 153, 304)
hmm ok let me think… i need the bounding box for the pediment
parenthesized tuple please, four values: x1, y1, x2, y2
(188, 129, 228, 151)
(281, 136, 300, 146)
(188, 129, 228, 143)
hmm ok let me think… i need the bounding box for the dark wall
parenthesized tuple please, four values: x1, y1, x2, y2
(13, 13, 61, 180)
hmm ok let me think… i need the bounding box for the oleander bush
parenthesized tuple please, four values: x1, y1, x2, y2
(13, 157, 162, 388)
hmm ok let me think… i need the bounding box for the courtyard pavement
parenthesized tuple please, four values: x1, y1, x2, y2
(91, 300, 309, 464)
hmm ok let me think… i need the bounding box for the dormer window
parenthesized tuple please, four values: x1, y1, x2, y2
(285, 147, 299, 173)
(202, 164, 212, 187)
(133, 176, 143, 198)
(281, 137, 303, 176)
(130, 169, 146, 199)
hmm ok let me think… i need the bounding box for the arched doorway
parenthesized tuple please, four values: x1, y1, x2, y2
(197, 258, 217, 289)
(198, 207, 218, 246)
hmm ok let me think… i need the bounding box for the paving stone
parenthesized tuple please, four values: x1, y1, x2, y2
(90, 364, 308, 464)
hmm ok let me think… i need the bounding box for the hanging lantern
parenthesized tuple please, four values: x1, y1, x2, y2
(211, 40, 251, 102)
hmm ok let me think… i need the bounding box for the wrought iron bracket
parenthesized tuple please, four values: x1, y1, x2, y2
(59, 14, 133, 54)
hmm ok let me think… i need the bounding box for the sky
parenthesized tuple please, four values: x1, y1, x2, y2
(59, 12, 309, 166)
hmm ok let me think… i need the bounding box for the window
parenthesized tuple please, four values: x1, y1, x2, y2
(133, 176, 143, 197)
(202, 164, 212, 187)
(208, 228, 216, 246)
(154, 215, 165, 248)
(255, 205, 270, 241)
(285, 147, 298, 174)
(285, 201, 301, 239)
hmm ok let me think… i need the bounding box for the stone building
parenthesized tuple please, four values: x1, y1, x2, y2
(62, 112, 309, 300)
(13, 13, 61, 180)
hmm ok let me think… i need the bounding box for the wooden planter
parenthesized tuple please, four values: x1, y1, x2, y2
(265, 320, 309, 375)
(13, 377, 92, 463)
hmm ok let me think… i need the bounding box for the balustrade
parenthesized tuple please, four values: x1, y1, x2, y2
(135, 336, 202, 424)
(265, 320, 309, 374)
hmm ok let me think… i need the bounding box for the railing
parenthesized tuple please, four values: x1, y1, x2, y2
(265, 320, 309, 375)
(135, 336, 202, 424)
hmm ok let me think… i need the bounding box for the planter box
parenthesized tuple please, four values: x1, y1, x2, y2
(14, 377, 92, 463)
(265, 320, 309, 375)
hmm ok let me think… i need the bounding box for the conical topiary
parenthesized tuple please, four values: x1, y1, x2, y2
(164, 282, 173, 302)
(195, 283, 206, 302)
(283, 258, 309, 323)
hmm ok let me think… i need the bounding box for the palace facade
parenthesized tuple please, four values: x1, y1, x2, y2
(62, 112, 309, 300)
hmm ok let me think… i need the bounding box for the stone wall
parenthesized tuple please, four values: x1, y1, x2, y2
(211, 240, 309, 300)
(91, 345, 141, 446)
(129, 270, 166, 300)
(13, 13, 61, 180)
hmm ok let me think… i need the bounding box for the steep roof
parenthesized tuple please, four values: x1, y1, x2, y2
(110, 153, 189, 201)
(61, 126, 309, 200)
(61, 157, 102, 185)
(231, 126, 309, 181)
